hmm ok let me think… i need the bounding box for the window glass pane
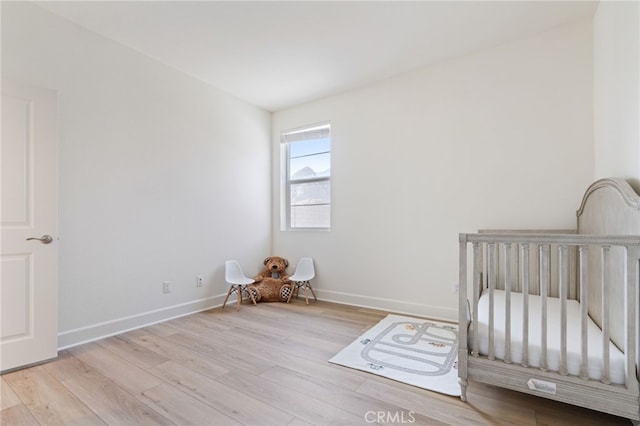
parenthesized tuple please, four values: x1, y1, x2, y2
(290, 204, 330, 228)
(290, 152, 330, 180)
(289, 137, 330, 158)
(290, 181, 330, 206)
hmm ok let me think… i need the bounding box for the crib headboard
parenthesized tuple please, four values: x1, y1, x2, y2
(577, 178, 640, 349)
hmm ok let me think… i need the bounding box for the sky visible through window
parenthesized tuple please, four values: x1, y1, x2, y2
(290, 137, 330, 179)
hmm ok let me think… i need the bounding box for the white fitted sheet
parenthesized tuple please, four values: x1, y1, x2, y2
(473, 290, 626, 384)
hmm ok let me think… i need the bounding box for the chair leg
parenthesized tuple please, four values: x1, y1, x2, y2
(303, 283, 309, 304)
(236, 285, 243, 311)
(222, 285, 234, 309)
(287, 282, 296, 303)
(246, 285, 257, 305)
(287, 281, 316, 304)
(293, 283, 302, 302)
(308, 283, 318, 302)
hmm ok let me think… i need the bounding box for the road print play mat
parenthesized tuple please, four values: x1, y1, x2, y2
(329, 314, 460, 396)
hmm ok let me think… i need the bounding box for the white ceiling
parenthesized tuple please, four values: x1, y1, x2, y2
(36, 1, 598, 112)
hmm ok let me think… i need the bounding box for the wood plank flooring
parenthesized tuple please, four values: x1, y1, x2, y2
(0, 301, 630, 425)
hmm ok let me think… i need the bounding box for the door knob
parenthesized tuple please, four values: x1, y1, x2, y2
(26, 235, 53, 244)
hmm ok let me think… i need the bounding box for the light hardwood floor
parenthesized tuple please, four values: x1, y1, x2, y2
(0, 300, 630, 425)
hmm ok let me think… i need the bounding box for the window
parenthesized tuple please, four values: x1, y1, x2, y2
(281, 123, 331, 229)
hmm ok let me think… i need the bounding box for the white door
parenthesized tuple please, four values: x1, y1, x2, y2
(1, 80, 58, 372)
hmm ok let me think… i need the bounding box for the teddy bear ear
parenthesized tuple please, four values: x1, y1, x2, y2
(284, 259, 289, 267)
(263, 257, 271, 265)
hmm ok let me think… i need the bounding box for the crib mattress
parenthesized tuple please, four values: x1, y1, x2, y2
(473, 290, 626, 384)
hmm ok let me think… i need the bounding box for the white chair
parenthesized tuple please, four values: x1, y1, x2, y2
(223, 260, 257, 311)
(287, 257, 317, 304)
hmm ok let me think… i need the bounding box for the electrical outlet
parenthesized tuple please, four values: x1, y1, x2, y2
(163, 281, 171, 294)
(452, 282, 459, 293)
(196, 275, 204, 287)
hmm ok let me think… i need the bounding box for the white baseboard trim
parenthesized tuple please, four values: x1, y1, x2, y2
(57, 295, 225, 350)
(58, 290, 458, 350)
(306, 289, 458, 323)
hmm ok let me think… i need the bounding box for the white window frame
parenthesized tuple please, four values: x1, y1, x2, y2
(281, 122, 331, 230)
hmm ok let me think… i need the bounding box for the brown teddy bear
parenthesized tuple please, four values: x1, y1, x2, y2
(247, 256, 292, 302)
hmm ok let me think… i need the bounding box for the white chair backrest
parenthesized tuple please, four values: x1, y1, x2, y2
(293, 257, 315, 281)
(225, 260, 246, 283)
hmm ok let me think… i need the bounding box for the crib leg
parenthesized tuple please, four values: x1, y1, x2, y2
(459, 378, 468, 402)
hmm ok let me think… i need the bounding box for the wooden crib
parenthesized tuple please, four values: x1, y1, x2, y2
(458, 178, 640, 422)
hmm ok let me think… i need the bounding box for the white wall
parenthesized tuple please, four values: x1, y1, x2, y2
(273, 22, 594, 321)
(593, 0, 640, 190)
(2, 2, 272, 347)
(1, 2, 602, 344)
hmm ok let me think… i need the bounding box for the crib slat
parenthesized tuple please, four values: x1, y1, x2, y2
(488, 242, 496, 361)
(626, 248, 639, 393)
(458, 235, 469, 401)
(601, 245, 611, 384)
(472, 242, 481, 357)
(558, 245, 568, 375)
(539, 244, 549, 371)
(504, 243, 512, 364)
(520, 243, 529, 367)
(579, 245, 589, 379)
